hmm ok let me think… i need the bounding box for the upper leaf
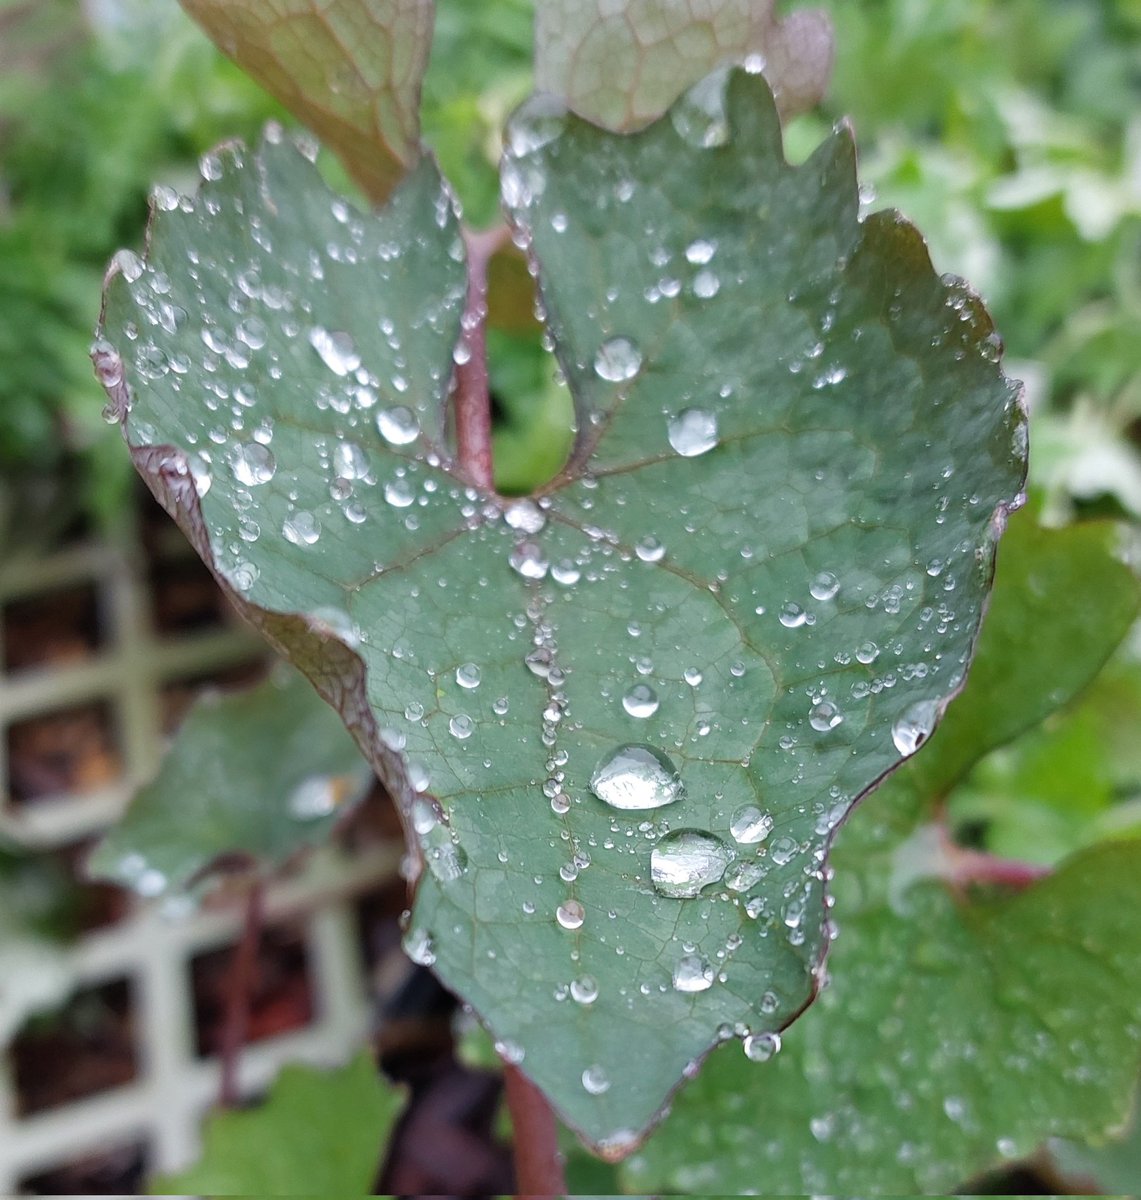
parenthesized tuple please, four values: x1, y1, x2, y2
(94, 70, 1025, 1150)
(88, 668, 374, 895)
(179, 0, 434, 203)
(534, 0, 834, 129)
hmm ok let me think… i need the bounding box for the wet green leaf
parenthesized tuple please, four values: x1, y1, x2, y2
(622, 516, 1141, 1192)
(89, 669, 373, 895)
(151, 1053, 401, 1194)
(96, 71, 1024, 1148)
(179, 0, 433, 203)
(535, 0, 834, 129)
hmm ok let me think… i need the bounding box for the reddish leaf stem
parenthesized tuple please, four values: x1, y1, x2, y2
(218, 880, 265, 1107)
(503, 1063, 567, 1197)
(946, 845, 1051, 890)
(454, 225, 509, 491)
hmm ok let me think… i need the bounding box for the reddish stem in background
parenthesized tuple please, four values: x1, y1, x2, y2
(218, 881, 265, 1108)
(503, 1063, 567, 1197)
(454, 225, 510, 491)
(947, 845, 1051, 891)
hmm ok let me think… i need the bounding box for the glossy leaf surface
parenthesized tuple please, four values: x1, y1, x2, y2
(95, 71, 1025, 1147)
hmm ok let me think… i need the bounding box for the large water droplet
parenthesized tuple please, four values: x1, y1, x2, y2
(730, 805, 774, 845)
(594, 336, 643, 382)
(377, 405, 420, 446)
(673, 953, 714, 993)
(810, 571, 840, 601)
(456, 662, 481, 689)
(892, 699, 940, 756)
(333, 441, 369, 480)
(308, 326, 360, 375)
(622, 683, 659, 718)
(556, 899, 585, 930)
(509, 541, 549, 580)
(651, 829, 734, 898)
(449, 714, 474, 740)
(230, 442, 276, 486)
(570, 975, 599, 1005)
(589, 744, 684, 811)
(668, 408, 718, 457)
(809, 700, 843, 732)
(743, 1031, 782, 1062)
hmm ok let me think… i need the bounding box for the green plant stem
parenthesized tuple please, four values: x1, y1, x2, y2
(454, 225, 509, 491)
(504, 1062, 567, 1196)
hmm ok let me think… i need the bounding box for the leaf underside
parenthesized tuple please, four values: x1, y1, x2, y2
(96, 70, 1025, 1149)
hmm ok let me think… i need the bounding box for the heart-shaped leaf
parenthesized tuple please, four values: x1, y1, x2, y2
(94, 70, 1025, 1149)
(180, 0, 434, 203)
(88, 668, 374, 896)
(535, 0, 834, 129)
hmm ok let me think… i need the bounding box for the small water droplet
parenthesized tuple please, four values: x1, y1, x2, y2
(594, 336, 643, 382)
(892, 699, 940, 756)
(809, 700, 844, 732)
(684, 667, 703, 687)
(668, 408, 718, 457)
(556, 899, 585, 930)
(743, 1031, 782, 1062)
(622, 683, 659, 719)
(455, 663, 481, 689)
(685, 238, 717, 264)
(856, 640, 879, 664)
(673, 953, 715, 993)
(670, 69, 730, 149)
(730, 805, 774, 845)
(589, 744, 684, 810)
(376, 405, 420, 446)
(779, 602, 807, 628)
(403, 927, 436, 966)
(509, 541, 549, 580)
(570, 975, 599, 1005)
(449, 713, 474, 740)
(230, 442, 276, 486)
(651, 830, 734, 898)
(810, 571, 839, 601)
(582, 1064, 610, 1094)
(282, 511, 321, 546)
(504, 498, 546, 534)
(333, 441, 369, 480)
(308, 326, 360, 375)
(635, 535, 665, 563)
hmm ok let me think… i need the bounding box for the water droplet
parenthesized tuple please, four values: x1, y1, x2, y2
(589, 744, 684, 811)
(551, 559, 581, 585)
(495, 1038, 525, 1065)
(230, 442, 276, 486)
(594, 336, 643, 382)
(384, 479, 415, 508)
(856, 640, 879, 664)
(684, 667, 703, 687)
(673, 953, 714, 993)
(582, 1064, 610, 1095)
(282, 511, 321, 546)
(730, 805, 774, 845)
(810, 571, 839, 601)
(308, 326, 360, 375)
(455, 663, 481, 689)
(403, 927, 436, 966)
(892, 699, 940, 756)
(743, 1031, 781, 1062)
(693, 270, 720, 299)
(376, 405, 420, 446)
(509, 541, 549, 580)
(449, 714, 474, 740)
(405, 700, 425, 721)
(685, 238, 717, 264)
(635, 535, 665, 563)
(651, 830, 734, 898)
(768, 836, 798, 866)
(670, 69, 730, 149)
(287, 776, 338, 820)
(556, 899, 585, 930)
(333, 441, 369, 480)
(506, 92, 568, 156)
(622, 683, 659, 719)
(503, 498, 546, 534)
(667, 408, 718, 457)
(809, 700, 843, 732)
(570, 975, 599, 1005)
(779, 602, 807, 628)
(724, 859, 765, 892)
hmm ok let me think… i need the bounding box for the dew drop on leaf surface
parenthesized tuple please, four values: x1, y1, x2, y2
(589, 744, 685, 810)
(651, 829, 735, 898)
